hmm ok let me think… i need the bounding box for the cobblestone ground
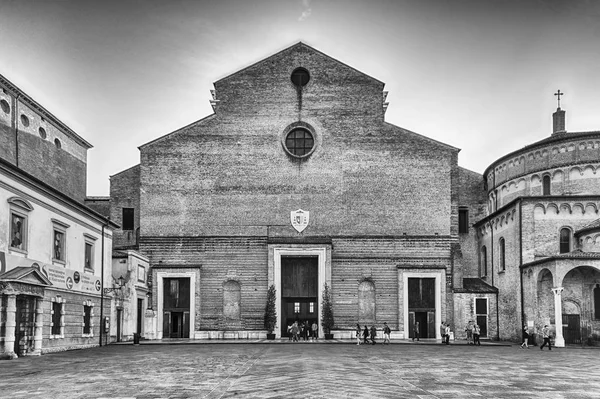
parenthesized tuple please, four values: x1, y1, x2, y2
(1, 342, 599, 399)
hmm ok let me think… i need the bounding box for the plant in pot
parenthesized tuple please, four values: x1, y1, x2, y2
(263, 284, 277, 340)
(321, 282, 334, 340)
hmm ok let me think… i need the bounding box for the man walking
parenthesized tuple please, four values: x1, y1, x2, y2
(412, 321, 420, 341)
(370, 325, 377, 345)
(444, 323, 451, 345)
(440, 322, 446, 344)
(540, 325, 552, 351)
(473, 323, 481, 346)
(383, 322, 391, 344)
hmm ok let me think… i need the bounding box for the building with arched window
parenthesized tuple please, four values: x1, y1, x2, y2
(475, 104, 600, 346)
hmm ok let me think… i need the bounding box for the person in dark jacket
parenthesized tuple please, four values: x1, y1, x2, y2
(370, 325, 377, 345)
(363, 325, 370, 344)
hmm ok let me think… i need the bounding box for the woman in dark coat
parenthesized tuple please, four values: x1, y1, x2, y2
(363, 325, 370, 344)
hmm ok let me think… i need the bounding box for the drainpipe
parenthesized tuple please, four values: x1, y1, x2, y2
(99, 217, 109, 346)
(519, 199, 525, 334)
(14, 94, 20, 167)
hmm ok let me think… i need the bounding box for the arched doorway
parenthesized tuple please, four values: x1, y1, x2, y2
(562, 266, 600, 345)
(536, 269, 554, 326)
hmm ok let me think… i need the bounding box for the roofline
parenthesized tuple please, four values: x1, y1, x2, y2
(473, 195, 600, 228)
(110, 163, 140, 179)
(0, 157, 119, 228)
(213, 41, 385, 86)
(520, 255, 600, 268)
(138, 114, 216, 150)
(85, 196, 110, 201)
(384, 122, 461, 152)
(483, 130, 600, 177)
(574, 224, 600, 236)
(0, 73, 93, 149)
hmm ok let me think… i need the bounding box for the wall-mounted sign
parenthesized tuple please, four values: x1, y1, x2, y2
(291, 209, 309, 233)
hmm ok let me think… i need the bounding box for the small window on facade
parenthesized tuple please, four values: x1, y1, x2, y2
(294, 302, 300, 313)
(291, 67, 310, 87)
(137, 264, 146, 283)
(20, 114, 29, 127)
(39, 127, 47, 139)
(481, 246, 487, 277)
(51, 302, 62, 335)
(542, 175, 551, 195)
(10, 212, 26, 251)
(53, 230, 65, 261)
(475, 297, 489, 338)
(499, 238, 506, 271)
(0, 99, 10, 114)
(122, 208, 134, 230)
(458, 208, 469, 233)
(285, 128, 314, 157)
(84, 242, 93, 271)
(559, 228, 571, 253)
(83, 305, 92, 334)
(54, 138, 61, 149)
(309, 302, 314, 313)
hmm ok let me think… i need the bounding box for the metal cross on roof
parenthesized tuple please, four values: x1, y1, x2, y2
(554, 89, 564, 108)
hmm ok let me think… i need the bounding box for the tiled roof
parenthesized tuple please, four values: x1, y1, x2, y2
(457, 278, 499, 294)
(576, 218, 600, 235)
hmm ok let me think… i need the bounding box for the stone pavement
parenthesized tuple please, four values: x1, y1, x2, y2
(1, 341, 599, 399)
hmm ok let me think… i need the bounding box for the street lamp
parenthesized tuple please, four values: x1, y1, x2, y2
(103, 276, 125, 294)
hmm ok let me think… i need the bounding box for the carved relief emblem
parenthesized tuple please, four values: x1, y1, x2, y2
(291, 209, 309, 233)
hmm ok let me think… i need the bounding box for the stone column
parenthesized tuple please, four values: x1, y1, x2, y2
(4, 294, 18, 359)
(552, 287, 565, 347)
(33, 297, 44, 355)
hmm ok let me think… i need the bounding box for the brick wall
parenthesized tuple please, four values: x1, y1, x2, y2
(110, 165, 141, 249)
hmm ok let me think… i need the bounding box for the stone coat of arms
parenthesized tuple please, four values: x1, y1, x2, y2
(291, 209, 309, 233)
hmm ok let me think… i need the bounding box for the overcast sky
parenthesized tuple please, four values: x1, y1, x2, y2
(1, 0, 599, 196)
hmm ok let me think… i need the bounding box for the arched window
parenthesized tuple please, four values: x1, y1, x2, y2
(481, 246, 487, 277)
(542, 175, 551, 195)
(358, 280, 376, 323)
(499, 238, 506, 271)
(559, 228, 571, 253)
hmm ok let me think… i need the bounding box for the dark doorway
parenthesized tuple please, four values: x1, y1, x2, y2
(163, 278, 190, 338)
(116, 309, 122, 342)
(281, 256, 318, 336)
(15, 295, 35, 356)
(137, 298, 143, 336)
(563, 314, 581, 344)
(408, 278, 436, 338)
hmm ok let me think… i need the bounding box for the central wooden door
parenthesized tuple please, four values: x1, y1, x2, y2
(281, 256, 318, 336)
(408, 278, 436, 338)
(163, 278, 190, 338)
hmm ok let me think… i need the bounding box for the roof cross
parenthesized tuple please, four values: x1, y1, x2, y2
(554, 89, 564, 108)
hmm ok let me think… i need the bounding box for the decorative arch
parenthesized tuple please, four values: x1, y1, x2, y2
(585, 203, 598, 215)
(534, 203, 546, 215)
(223, 280, 241, 320)
(7, 196, 34, 212)
(560, 203, 572, 214)
(572, 203, 585, 215)
(358, 279, 376, 323)
(569, 167, 582, 179)
(552, 169, 564, 181)
(547, 203, 559, 214)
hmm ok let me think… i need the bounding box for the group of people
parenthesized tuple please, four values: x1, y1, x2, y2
(520, 324, 552, 350)
(463, 321, 481, 345)
(355, 322, 391, 345)
(287, 320, 318, 341)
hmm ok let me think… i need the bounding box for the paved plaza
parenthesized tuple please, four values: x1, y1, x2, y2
(1, 341, 599, 399)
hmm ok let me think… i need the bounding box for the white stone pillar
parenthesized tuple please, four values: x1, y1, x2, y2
(4, 294, 18, 359)
(552, 287, 565, 347)
(33, 297, 44, 355)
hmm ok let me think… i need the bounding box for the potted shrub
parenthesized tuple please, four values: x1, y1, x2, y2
(263, 284, 277, 340)
(321, 282, 334, 339)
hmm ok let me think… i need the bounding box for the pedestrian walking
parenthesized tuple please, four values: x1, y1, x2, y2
(363, 325, 370, 344)
(444, 323, 451, 345)
(311, 321, 318, 341)
(540, 325, 552, 351)
(473, 323, 481, 345)
(356, 323, 362, 345)
(465, 321, 473, 345)
(291, 321, 299, 342)
(520, 325, 530, 349)
(412, 321, 420, 341)
(383, 322, 391, 344)
(287, 324, 293, 340)
(440, 322, 446, 344)
(370, 325, 377, 345)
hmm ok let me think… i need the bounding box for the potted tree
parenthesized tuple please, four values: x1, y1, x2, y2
(263, 284, 277, 340)
(321, 282, 334, 340)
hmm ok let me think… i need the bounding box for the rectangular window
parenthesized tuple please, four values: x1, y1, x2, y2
(51, 302, 61, 335)
(53, 230, 65, 262)
(309, 302, 314, 313)
(475, 297, 488, 338)
(137, 264, 146, 283)
(122, 208, 134, 231)
(458, 208, 469, 234)
(84, 242, 93, 271)
(10, 212, 27, 251)
(83, 305, 92, 334)
(480, 246, 487, 277)
(294, 302, 300, 313)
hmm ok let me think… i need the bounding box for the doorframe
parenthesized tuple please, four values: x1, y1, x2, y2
(402, 271, 443, 339)
(269, 246, 331, 339)
(156, 271, 196, 339)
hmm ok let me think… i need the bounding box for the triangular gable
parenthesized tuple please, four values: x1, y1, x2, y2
(0, 266, 53, 286)
(383, 122, 460, 153)
(214, 41, 384, 86)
